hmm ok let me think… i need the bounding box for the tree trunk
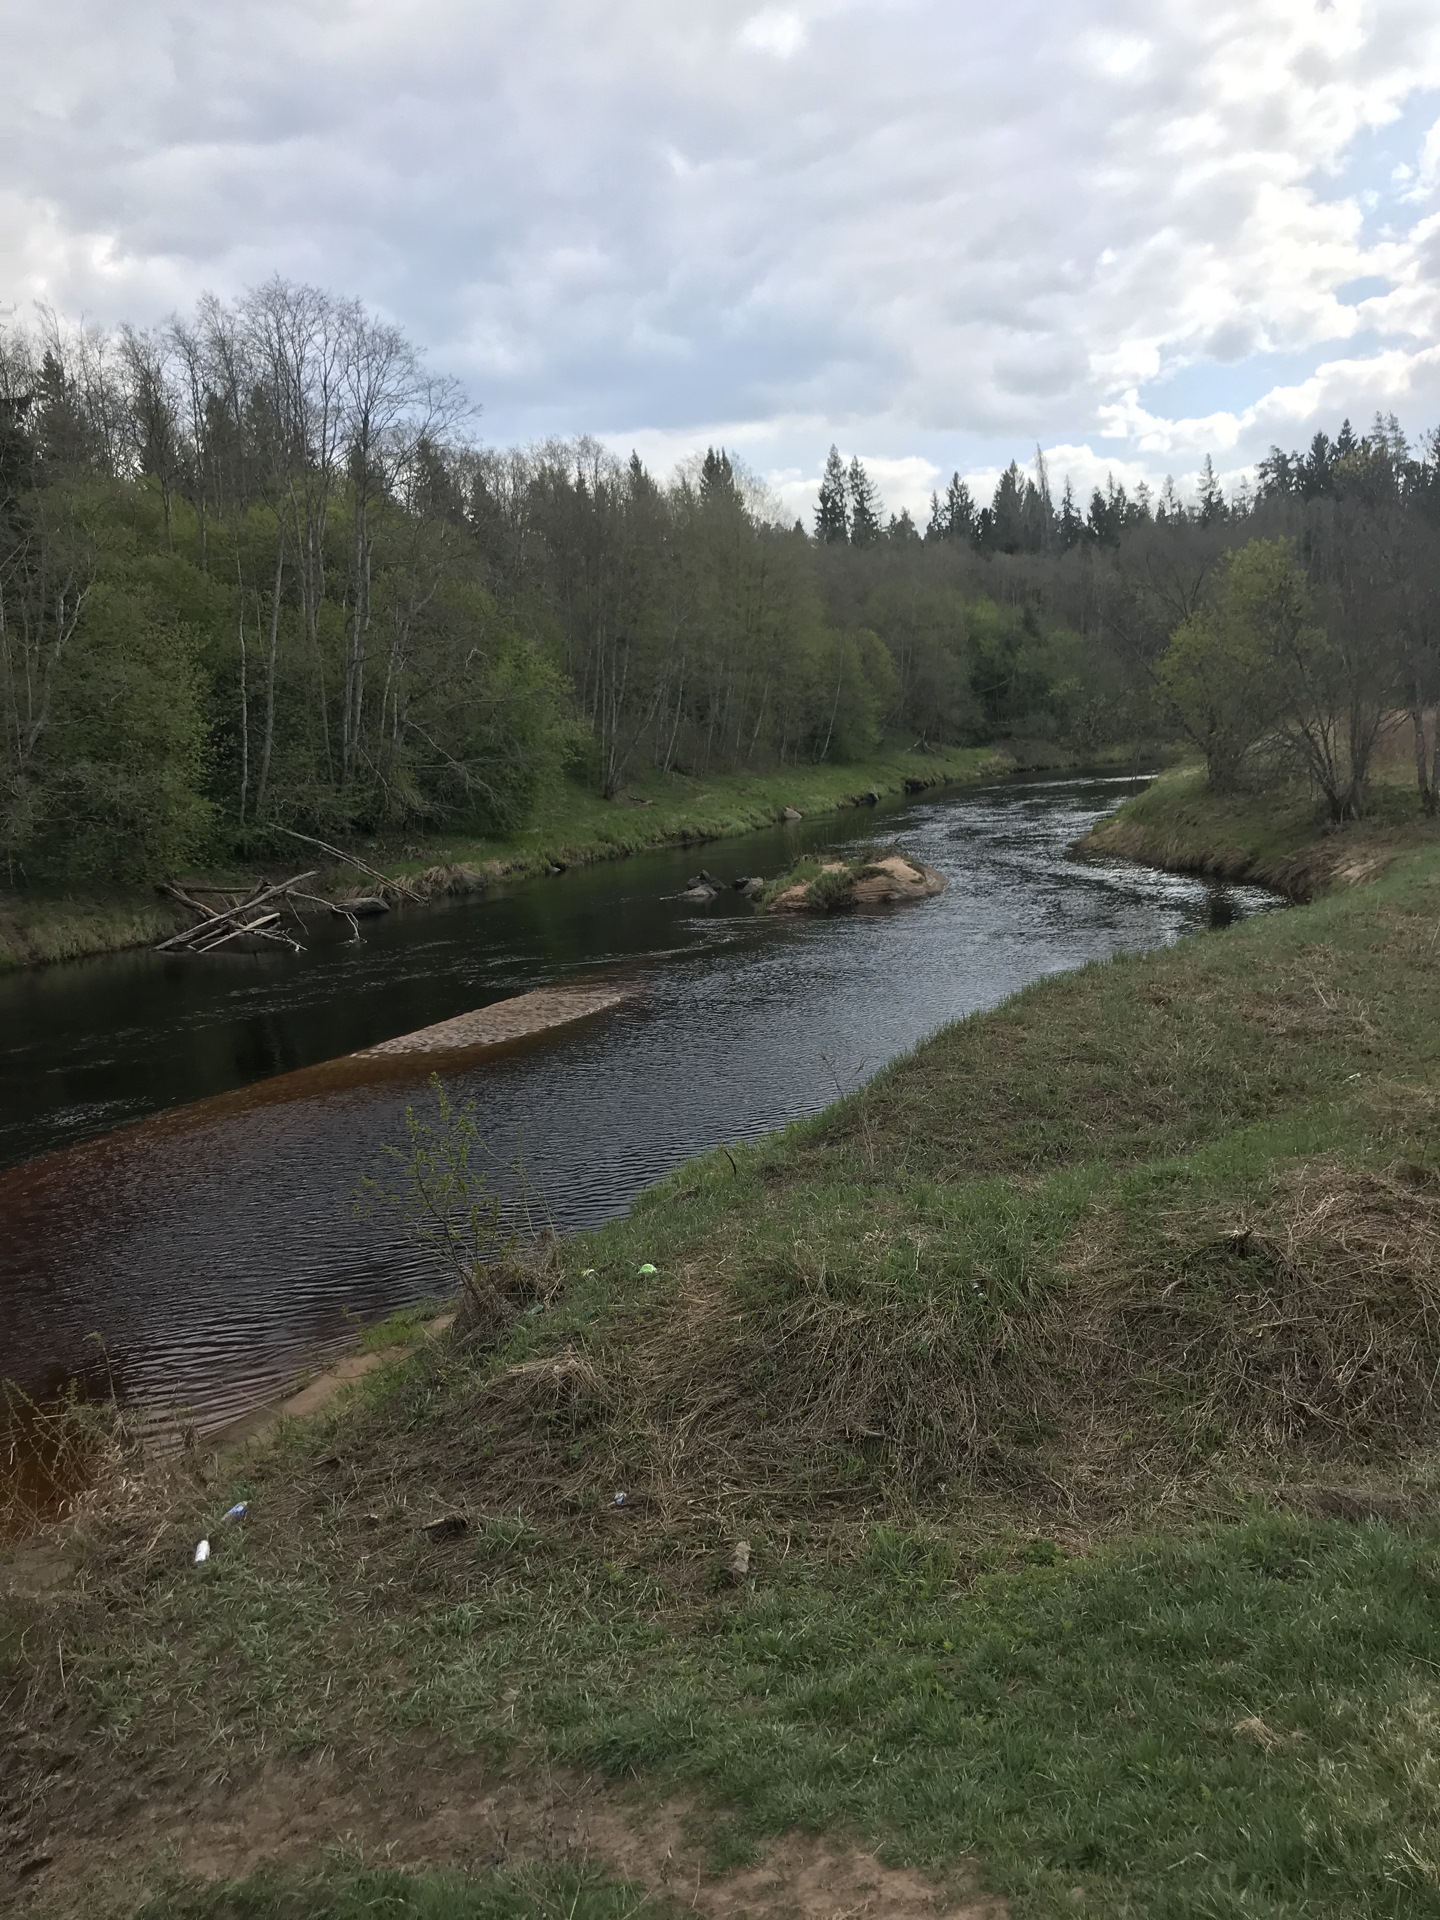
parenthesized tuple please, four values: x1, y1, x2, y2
(254, 537, 284, 820)
(1410, 705, 1435, 816)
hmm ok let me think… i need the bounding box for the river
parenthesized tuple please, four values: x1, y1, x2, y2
(0, 773, 1278, 1436)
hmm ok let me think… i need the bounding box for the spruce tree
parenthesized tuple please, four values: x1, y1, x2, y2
(847, 455, 883, 547)
(989, 461, 1027, 552)
(699, 445, 739, 506)
(814, 445, 849, 544)
(942, 472, 976, 543)
(1196, 454, 1228, 525)
(1058, 478, 1085, 549)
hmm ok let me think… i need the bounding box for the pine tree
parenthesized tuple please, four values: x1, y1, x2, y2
(1300, 434, 1333, 499)
(1196, 454, 1228, 525)
(1058, 478, 1085, 549)
(847, 456, 883, 547)
(814, 445, 849, 544)
(1087, 482, 1119, 546)
(699, 445, 739, 507)
(943, 473, 976, 543)
(989, 461, 1027, 552)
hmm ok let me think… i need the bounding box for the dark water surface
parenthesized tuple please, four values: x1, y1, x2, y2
(0, 775, 1279, 1432)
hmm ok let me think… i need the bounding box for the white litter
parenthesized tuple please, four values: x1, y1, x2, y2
(194, 1539, 211, 1564)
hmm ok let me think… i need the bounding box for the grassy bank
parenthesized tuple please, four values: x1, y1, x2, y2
(1078, 761, 1436, 900)
(0, 742, 1010, 972)
(8, 774, 1440, 1917)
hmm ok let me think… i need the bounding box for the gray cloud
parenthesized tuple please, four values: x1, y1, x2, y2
(5, 0, 1440, 519)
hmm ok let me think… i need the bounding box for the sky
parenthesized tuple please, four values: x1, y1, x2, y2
(5, 0, 1440, 526)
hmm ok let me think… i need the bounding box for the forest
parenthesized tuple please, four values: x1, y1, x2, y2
(2, 278, 1438, 888)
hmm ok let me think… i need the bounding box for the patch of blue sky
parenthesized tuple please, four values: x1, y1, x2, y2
(1312, 85, 1440, 240)
(1137, 337, 1388, 427)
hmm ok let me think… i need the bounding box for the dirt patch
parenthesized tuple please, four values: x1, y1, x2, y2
(3, 1747, 1001, 1917)
(211, 1314, 456, 1451)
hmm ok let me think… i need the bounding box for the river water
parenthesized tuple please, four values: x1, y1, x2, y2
(0, 774, 1278, 1435)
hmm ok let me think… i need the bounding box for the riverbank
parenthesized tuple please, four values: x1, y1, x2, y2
(1077, 761, 1435, 900)
(0, 743, 1014, 972)
(8, 778, 1440, 1918)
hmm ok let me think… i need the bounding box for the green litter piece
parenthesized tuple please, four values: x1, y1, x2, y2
(637, 1263, 658, 1275)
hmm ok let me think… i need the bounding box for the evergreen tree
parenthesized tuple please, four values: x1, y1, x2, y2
(1087, 482, 1119, 547)
(847, 455, 884, 547)
(1300, 433, 1333, 499)
(928, 472, 977, 544)
(988, 461, 1028, 552)
(814, 445, 849, 544)
(699, 445, 739, 507)
(1196, 454, 1228, 525)
(1057, 478, 1085, 549)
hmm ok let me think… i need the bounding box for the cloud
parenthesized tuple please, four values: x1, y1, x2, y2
(3, 0, 1440, 499)
(738, 9, 808, 58)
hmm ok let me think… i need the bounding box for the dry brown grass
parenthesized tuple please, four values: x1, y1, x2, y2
(435, 1158, 1440, 1522)
(1084, 1163, 1440, 1457)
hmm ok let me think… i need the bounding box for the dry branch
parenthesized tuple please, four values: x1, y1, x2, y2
(276, 826, 423, 902)
(155, 870, 317, 953)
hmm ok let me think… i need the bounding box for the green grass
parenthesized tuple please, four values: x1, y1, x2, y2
(350, 1300, 450, 1354)
(366, 743, 1005, 884)
(0, 742, 1008, 970)
(0, 893, 187, 970)
(107, 1859, 664, 1920)
(753, 851, 865, 909)
(12, 774, 1440, 1916)
(1079, 762, 1436, 899)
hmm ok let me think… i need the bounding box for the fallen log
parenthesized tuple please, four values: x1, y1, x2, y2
(275, 828, 423, 903)
(155, 871, 317, 953)
(189, 910, 297, 955)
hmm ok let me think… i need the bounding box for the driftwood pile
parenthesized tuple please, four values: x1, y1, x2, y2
(157, 871, 323, 954)
(155, 830, 420, 956)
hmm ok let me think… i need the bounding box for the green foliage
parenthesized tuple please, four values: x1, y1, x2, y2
(355, 1075, 507, 1305)
(1159, 538, 1370, 812)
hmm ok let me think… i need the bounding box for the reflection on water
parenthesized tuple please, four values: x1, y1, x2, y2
(0, 775, 1280, 1434)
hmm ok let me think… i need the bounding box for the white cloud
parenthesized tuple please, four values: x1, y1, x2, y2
(738, 9, 807, 58)
(2, 0, 1440, 497)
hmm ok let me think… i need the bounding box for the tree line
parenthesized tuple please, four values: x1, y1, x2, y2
(1, 279, 1436, 887)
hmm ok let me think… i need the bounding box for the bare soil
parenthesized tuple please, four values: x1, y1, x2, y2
(3, 1745, 1002, 1918)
